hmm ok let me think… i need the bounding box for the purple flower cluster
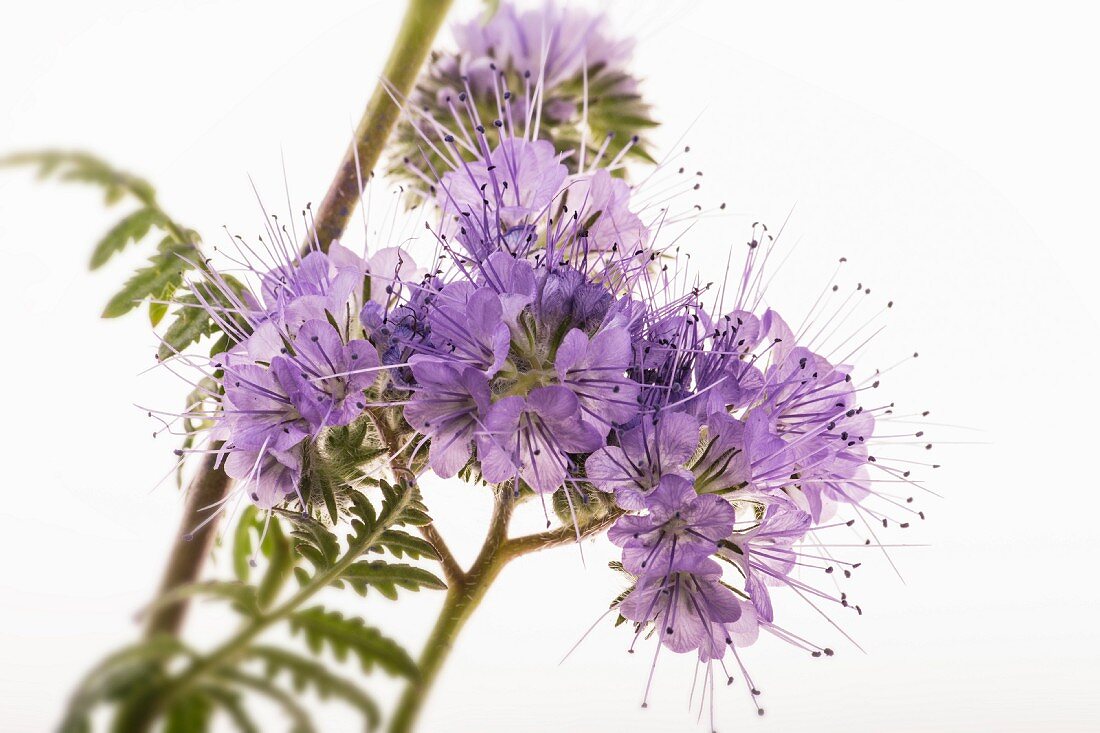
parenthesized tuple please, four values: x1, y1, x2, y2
(199, 243, 419, 508)
(163, 5, 928, 722)
(391, 1, 655, 193)
(379, 88, 922, 714)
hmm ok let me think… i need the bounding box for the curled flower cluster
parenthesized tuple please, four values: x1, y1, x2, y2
(390, 1, 655, 197)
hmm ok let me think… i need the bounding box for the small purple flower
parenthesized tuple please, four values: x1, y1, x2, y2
(216, 362, 310, 453)
(561, 169, 649, 254)
(477, 385, 603, 493)
(477, 251, 536, 329)
(608, 474, 735, 575)
(722, 503, 812, 623)
(534, 266, 613, 333)
(585, 412, 700, 509)
(688, 309, 766, 417)
(438, 138, 566, 225)
(619, 559, 745, 661)
(554, 326, 639, 430)
(690, 412, 752, 495)
(270, 319, 380, 430)
(404, 359, 491, 478)
(451, 4, 635, 96)
(223, 445, 303, 510)
(423, 286, 512, 377)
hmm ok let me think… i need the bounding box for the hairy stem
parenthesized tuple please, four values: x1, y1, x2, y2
(388, 489, 512, 733)
(419, 522, 465, 586)
(306, 0, 455, 253)
(143, 447, 232, 638)
(142, 0, 454, 639)
(387, 495, 618, 733)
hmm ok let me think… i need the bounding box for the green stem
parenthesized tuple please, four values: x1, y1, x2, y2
(388, 489, 512, 733)
(387, 560, 505, 733)
(307, 0, 455, 253)
(387, 499, 621, 733)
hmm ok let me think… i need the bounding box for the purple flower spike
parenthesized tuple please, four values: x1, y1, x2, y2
(584, 412, 700, 509)
(554, 327, 639, 430)
(271, 319, 380, 430)
(478, 386, 603, 493)
(608, 474, 735, 575)
(404, 359, 491, 478)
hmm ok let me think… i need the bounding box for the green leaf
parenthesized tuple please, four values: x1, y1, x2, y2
(256, 516, 294, 609)
(58, 636, 186, 733)
(0, 150, 157, 207)
(308, 457, 341, 525)
(198, 686, 260, 733)
(249, 645, 381, 730)
(233, 506, 260, 583)
(375, 529, 441, 561)
(285, 512, 342, 575)
(341, 561, 446, 600)
(102, 237, 196, 318)
(163, 690, 213, 733)
(142, 580, 260, 618)
(230, 507, 293, 609)
(215, 668, 318, 733)
(90, 206, 165, 269)
(287, 606, 417, 679)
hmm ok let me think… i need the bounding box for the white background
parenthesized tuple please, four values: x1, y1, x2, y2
(2, 1, 1098, 731)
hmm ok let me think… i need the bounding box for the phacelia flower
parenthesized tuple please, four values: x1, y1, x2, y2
(390, 1, 655, 195)
(477, 386, 604, 493)
(608, 474, 735, 575)
(403, 358, 491, 478)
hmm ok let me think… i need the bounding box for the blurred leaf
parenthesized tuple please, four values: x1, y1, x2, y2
(90, 207, 165, 269)
(140, 580, 261, 618)
(249, 645, 381, 730)
(102, 237, 196, 318)
(215, 669, 317, 733)
(163, 690, 213, 733)
(0, 149, 156, 206)
(199, 686, 260, 733)
(58, 636, 187, 733)
(287, 606, 417, 679)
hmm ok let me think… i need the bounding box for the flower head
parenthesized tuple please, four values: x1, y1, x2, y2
(390, 2, 655, 194)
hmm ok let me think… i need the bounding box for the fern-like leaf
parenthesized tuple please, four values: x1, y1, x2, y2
(341, 561, 446, 600)
(287, 606, 417, 679)
(248, 645, 381, 730)
(374, 529, 441, 561)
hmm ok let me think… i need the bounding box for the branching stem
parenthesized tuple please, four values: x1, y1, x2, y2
(387, 494, 620, 733)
